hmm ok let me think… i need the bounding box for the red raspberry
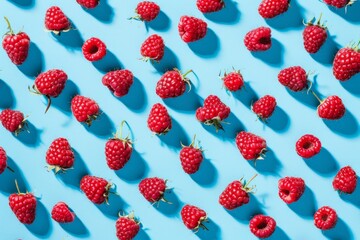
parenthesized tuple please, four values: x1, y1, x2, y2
(252, 95, 277, 121)
(178, 16, 207, 43)
(0, 109, 26, 135)
(196, 95, 230, 131)
(116, 213, 140, 240)
(102, 69, 134, 97)
(236, 131, 267, 160)
(2, 17, 30, 65)
(76, 0, 99, 9)
(333, 166, 357, 194)
(179, 135, 204, 174)
(156, 69, 192, 99)
(51, 202, 75, 223)
(278, 177, 305, 204)
(219, 175, 257, 210)
(147, 103, 172, 135)
(303, 15, 327, 54)
(249, 215, 276, 238)
(138, 177, 167, 203)
(196, 0, 225, 13)
(244, 27, 272, 52)
(221, 70, 244, 92)
(181, 204, 208, 230)
(133, 1, 160, 22)
(258, 0, 289, 18)
(71, 95, 100, 126)
(324, 0, 352, 8)
(333, 46, 360, 81)
(80, 175, 112, 204)
(45, 6, 71, 35)
(316, 95, 345, 120)
(140, 34, 165, 62)
(46, 138, 74, 173)
(0, 146, 7, 174)
(105, 121, 133, 170)
(82, 37, 107, 62)
(278, 66, 309, 92)
(314, 206, 337, 230)
(295, 134, 321, 158)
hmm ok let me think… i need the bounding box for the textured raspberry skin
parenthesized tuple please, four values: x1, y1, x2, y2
(9, 193, 37, 224)
(303, 25, 327, 54)
(2, 31, 30, 65)
(295, 134, 321, 158)
(278, 66, 308, 92)
(333, 48, 360, 81)
(45, 6, 71, 32)
(82, 37, 107, 62)
(324, 0, 350, 8)
(278, 177, 305, 204)
(317, 95, 345, 120)
(333, 166, 357, 194)
(80, 175, 111, 204)
(138, 177, 166, 202)
(147, 103, 172, 134)
(0, 109, 25, 133)
(236, 131, 267, 160)
(0, 147, 7, 174)
(71, 95, 100, 124)
(252, 95, 277, 120)
(196, 95, 230, 129)
(102, 70, 134, 97)
(249, 215, 276, 238)
(196, 0, 225, 13)
(34, 69, 68, 97)
(222, 71, 244, 92)
(181, 205, 207, 230)
(46, 138, 74, 170)
(135, 1, 160, 21)
(156, 70, 189, 98)
(258, 0, 289, 18)
(219, 180, 250, 210)
(76, 0, 99, 9)
(105, 138, 132, 170)
(178, 16, 207, 43)
(51, 202, 75, 223)
(244, 27, 272, 52)
(314, 206, 337, 230)
(180, 145, 204, 174)
(140, 34, 164, 61)
(116, 215, 140, 240)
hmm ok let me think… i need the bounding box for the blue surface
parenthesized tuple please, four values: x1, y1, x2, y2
(0, 0, 359, 239)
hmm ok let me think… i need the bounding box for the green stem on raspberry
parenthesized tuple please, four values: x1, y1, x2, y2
(4, 17, 14, 35)
(182, 69, 193, 78)
(317, 13, 323, 25)
(14, 179, 21, 194)
(44, 96, 51, 114)
(310, 90, 323, 103)
(244, 174, 258, 189)
(6, 166, 14, 173)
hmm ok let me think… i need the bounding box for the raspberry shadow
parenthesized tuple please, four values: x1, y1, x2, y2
(0, 80, 15, 109)
(204, 0, 241, 24)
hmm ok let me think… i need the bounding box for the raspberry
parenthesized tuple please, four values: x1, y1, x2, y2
(0, 109, 26, 135)
(181, 205, 208, 230)
(156, 69, 192, 99)
(76, 0, 99, 9)
(45, 6, 71, 34)
(179, 135, 204, 174)
(80, 175, 112, 204)
(9, 181, 36, 224)
(46, 138, 74, 173)
(82, 37, 107, 62)
(258, 0, 289, 18)
(252, 95, 277, 121)
(0, 146, 7, 174)
(278, 66, 308, 92)
(295, 134, 321, 158)
(333, 166, 357, 194)
(178, 16, 207, 43)
(102, 69, 134, 97)
(236, 131, 267, 160)
(51, 202, 75, 223)
(196, 0, 225, 13)
(147, 103, 172, 135)
(71, 95, 100, 126)
(303, 15, 327, 54)
(221, 70, 244, 92)
(244, 27, 272, 52)
(333, 46, 360, 81)
(314, 206, 337, 230)
(116, 213, 140, 240)
(316, 95, 345, 120)
(278, 177, 305, 204)
(138, 177, 167, 203)
(133, 1, 160, 21)
(140, 34, 165, 62)
(249, 215, 276, 238)
(324, 0, 352, 8)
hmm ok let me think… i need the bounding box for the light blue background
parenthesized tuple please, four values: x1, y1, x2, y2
(0, 0, 359, 239)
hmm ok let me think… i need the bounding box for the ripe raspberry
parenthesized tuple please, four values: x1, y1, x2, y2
(105, 121, 133, 170)
(102, 69, 134, 97)
(156, 69, 192, 99)
(333, 166, 357, 194)
(140, 34, 165, 62)
(278, 66, 309, 92)
(324, 0, 352, 8)
(258, 0, 289, 18)
(252, 95, 277, 121)
(314, 206, 337, 230)
(316, 95, 345, 120)
(178, 16, 207, 43)
(76, 0, 99, 9)
(295, 134, 321, 158)
(196, 95, 230, 131)
(9, 181, 36, 224)
(249, 215, 276, 238)
(303, 15, 327, 54)
(45, 6, 71, 35)
(82, 37, 107, 62)
(51, 202, 75, 223)
(221, 70, 244, 92)
(278, 177, 305, 204)
(179, 135, 204, 174)
(2, 17, 30, 65)
(138, 177, 167, 203)
(133, 1, 160, 22)
(236, 131, 267, 160)
(244, 27, 272, 52)
(147, 103, 172, 135)
(71, 95, 100, 126)
(80, 175, 112, 204)
(181, 205, 208, 230)
(196, 0, 225, 13)
(333, 46, 360, 81)
(0, 109, 26, 135)
(46, 138, 74, 174)
(0, 146, 7, 174)
(116, 212, 140, 240)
